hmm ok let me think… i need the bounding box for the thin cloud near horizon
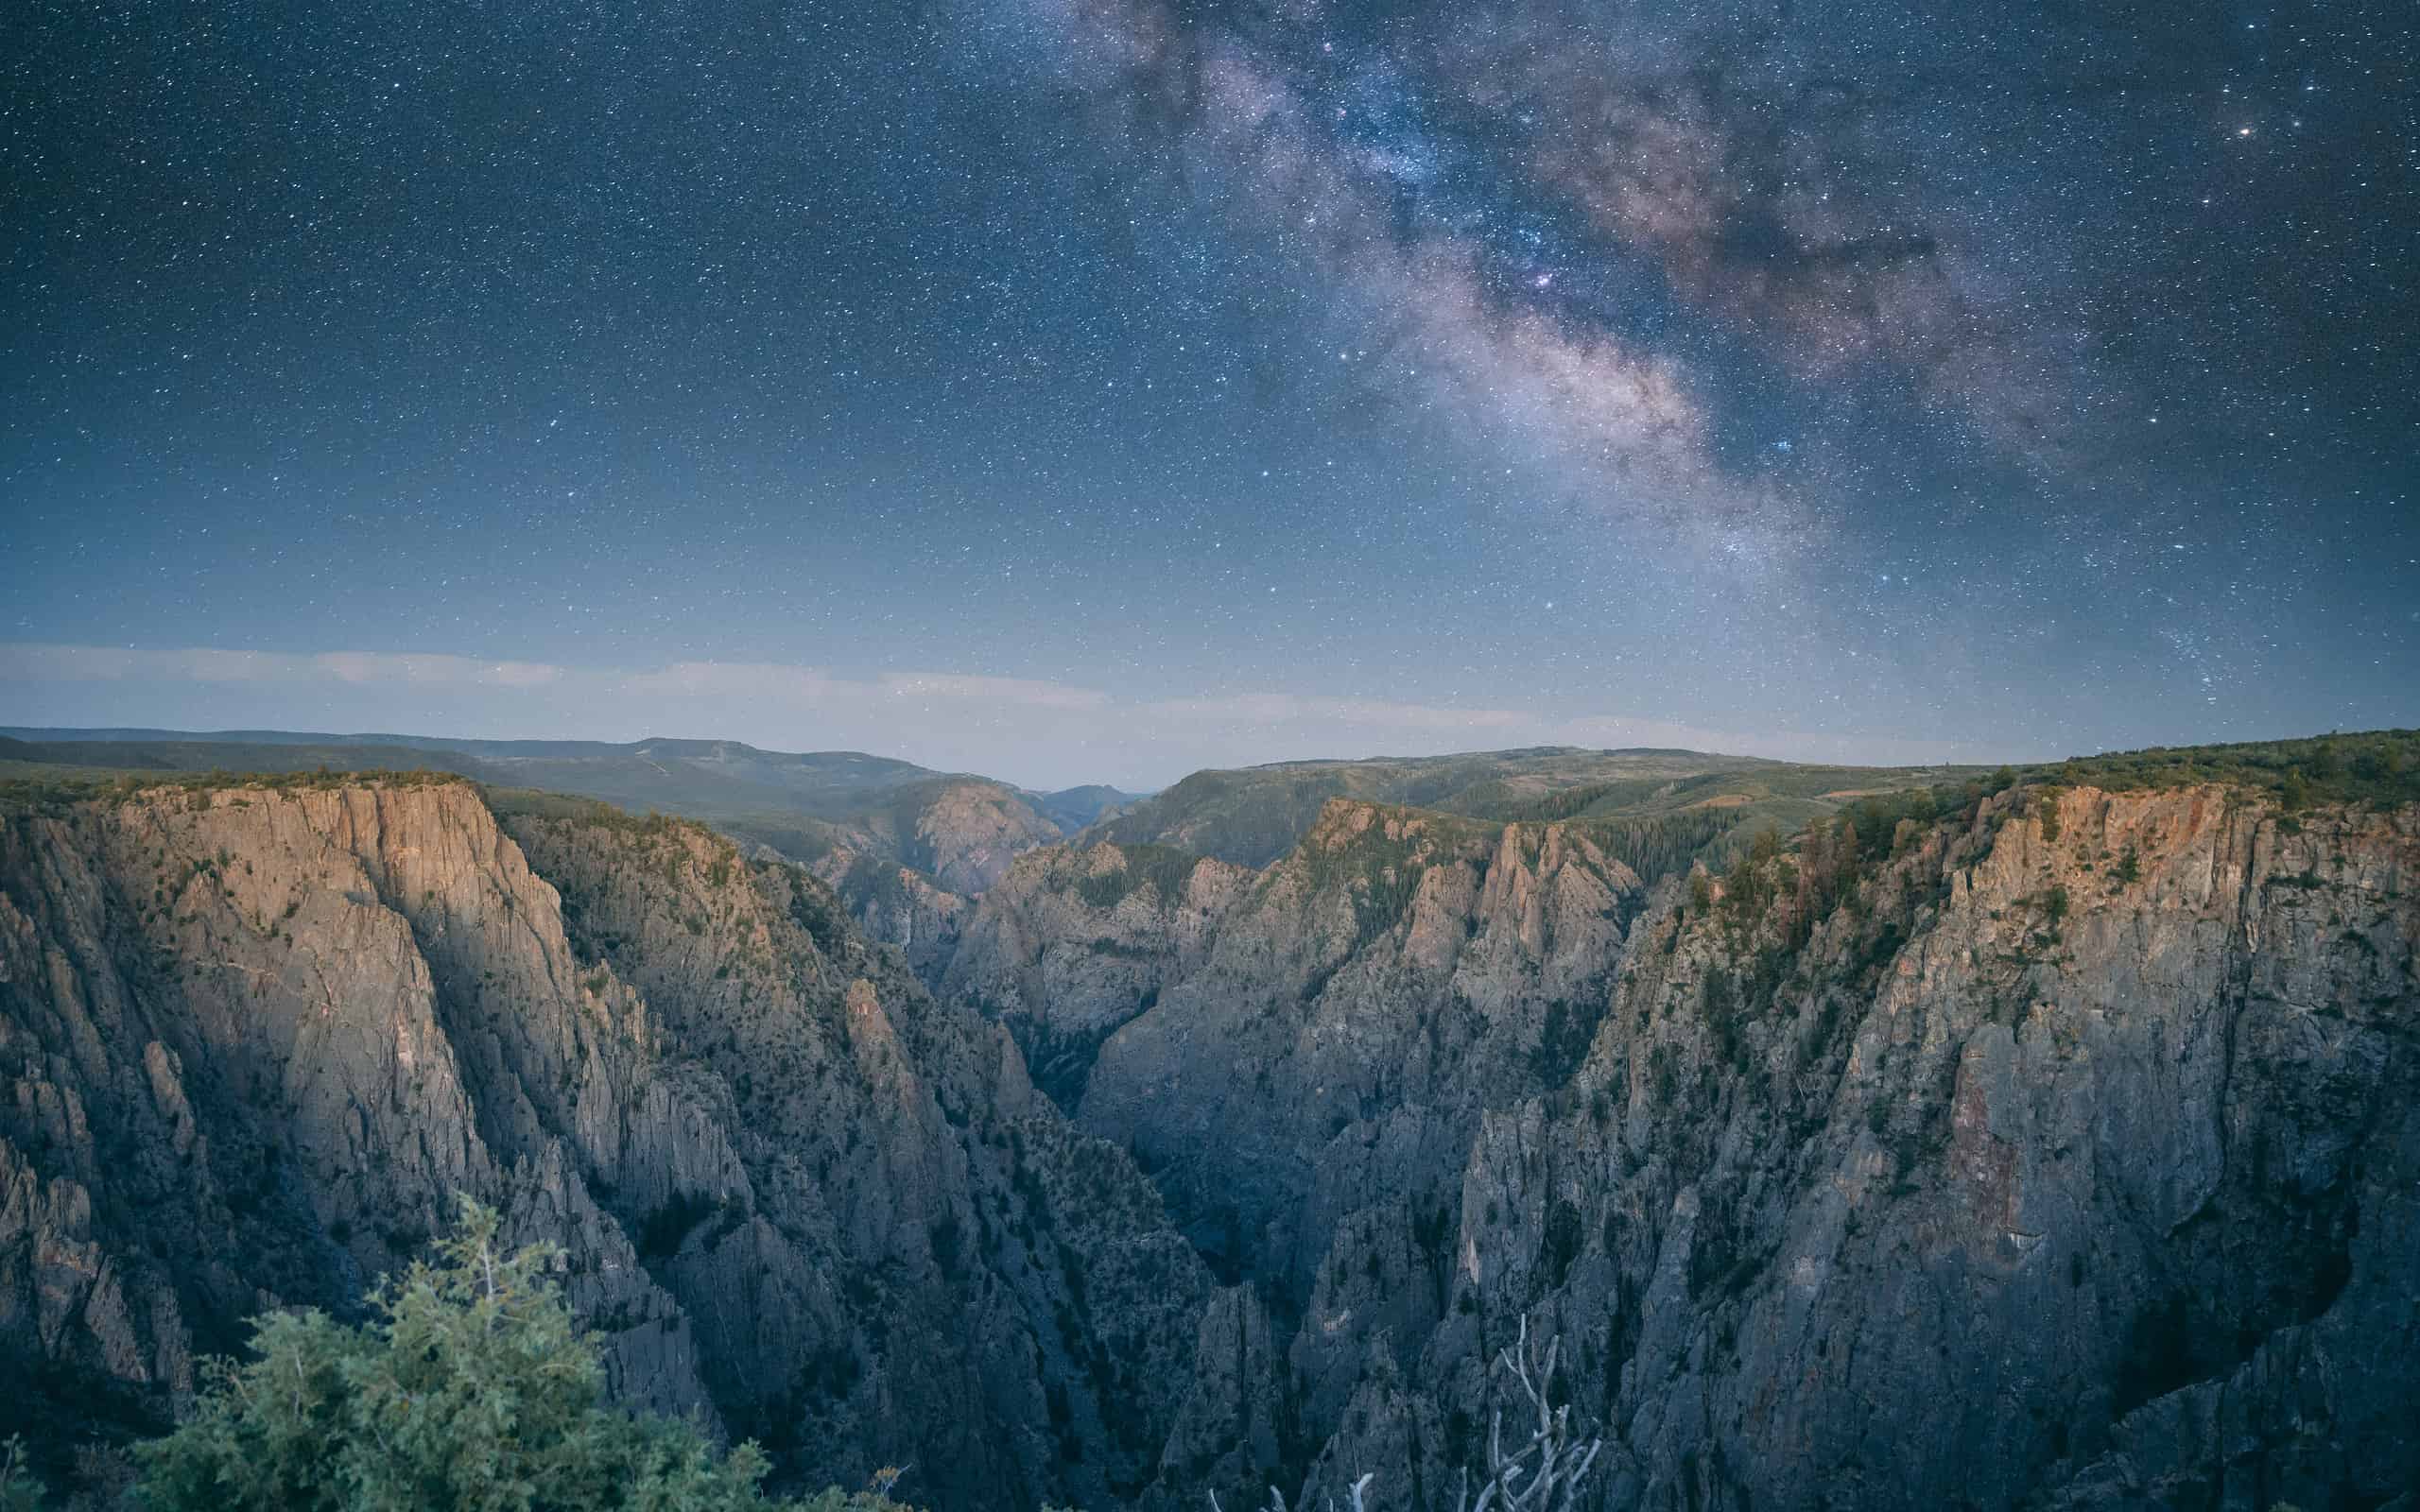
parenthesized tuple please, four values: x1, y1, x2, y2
(3, 641, 2021, 787)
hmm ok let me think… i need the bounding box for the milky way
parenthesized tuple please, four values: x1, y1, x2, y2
(2, 0, 2414, 783)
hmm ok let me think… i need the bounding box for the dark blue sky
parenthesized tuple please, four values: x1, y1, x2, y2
(5, 0, 2415, 787)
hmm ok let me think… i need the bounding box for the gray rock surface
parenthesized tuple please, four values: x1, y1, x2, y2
(0, 781, 1206, 1509)
(949, 789, 2420, 1512)
(7, 776, 2414, 1512)
(942, 843, 1253, 1108)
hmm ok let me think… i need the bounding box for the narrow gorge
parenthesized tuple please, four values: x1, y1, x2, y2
(4, 767, 2413, 1512)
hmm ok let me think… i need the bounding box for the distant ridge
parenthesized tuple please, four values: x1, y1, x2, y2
(1077, 746, 1976, 868)
(4, 726, 946, 772)
(1, 727, 1087, 897)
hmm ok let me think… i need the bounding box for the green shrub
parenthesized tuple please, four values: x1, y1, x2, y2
(137, 1195, 802, 1511)
(0, 1437, 43, 1512)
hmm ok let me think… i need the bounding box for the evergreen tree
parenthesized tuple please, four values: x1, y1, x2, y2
(0, 1438, 44, 1512)
(2279, 767, 2313, 814)
(138, 1195, 805, 1512)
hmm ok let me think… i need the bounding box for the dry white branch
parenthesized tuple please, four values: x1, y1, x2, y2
(1213, 1317, 1599, 1512)
(1451, 1315, 1602, 1512)
(1210, 1484, 1296, 1512)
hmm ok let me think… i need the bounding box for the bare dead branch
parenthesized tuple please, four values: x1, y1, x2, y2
(1234, 1316, 1600, 1512)
(1457, 1314, 1602, 1512)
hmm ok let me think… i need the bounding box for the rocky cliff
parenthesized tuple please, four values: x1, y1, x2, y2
(1074, 805, 1645, 1292)
(817, 847, 976, 985)
(800, 778, 1074, 977)
(893, 780, 1069, 896)
(7, 769, 2415, 1512)
(0, 778, 1206, 1509)
(940, 843, 1253, 1108)
(1, 733, 1078, 907)
(945, 785, 2419, 1512)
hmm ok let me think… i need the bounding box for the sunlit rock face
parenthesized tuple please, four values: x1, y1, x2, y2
(6, 777, 2415, 1512)
(0, 779, 1207, 1512)
(954, 786, 2420, 1512)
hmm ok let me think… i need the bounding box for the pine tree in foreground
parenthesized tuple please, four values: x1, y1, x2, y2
(136, 1194, 809, 1512)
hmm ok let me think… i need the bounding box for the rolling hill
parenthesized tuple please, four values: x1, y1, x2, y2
(1076, 745, 1984, 872)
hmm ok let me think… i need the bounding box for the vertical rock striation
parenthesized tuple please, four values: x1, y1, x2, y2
(946, 787, 2420, 1512)
(0, 780, 1206, 1510)
(6, 773, 2414, 1512)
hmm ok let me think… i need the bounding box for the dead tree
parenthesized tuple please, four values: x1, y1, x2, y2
(1209, 1472, 1372, 1512)
(1205, 1314, 1599, 1512)
(1452, 1314, 1602, 1512)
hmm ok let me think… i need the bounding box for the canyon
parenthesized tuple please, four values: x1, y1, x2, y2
(3, 747, 2414, 1512)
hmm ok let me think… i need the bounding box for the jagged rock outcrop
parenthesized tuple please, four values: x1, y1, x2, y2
(1242, 786, 2420, 1512)
(8, 770, 2415, 1512)
(1075, 803, 1644, 1286)
(946, 786, 2419, 1512)
(942, 844, 1253, 1107)
(0, 779, 1208, 1509)
(905, 781, 1070, 896)
(817, 848, 976, 984)
(801, 780, 1072, 976)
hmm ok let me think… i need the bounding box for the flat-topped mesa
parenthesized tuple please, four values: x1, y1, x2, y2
(1075, 745, 1811, 869)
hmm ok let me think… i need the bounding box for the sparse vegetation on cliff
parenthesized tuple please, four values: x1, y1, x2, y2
(1066, 845, 1203, 910)
(6, 742, 2415, 1512)
(0, 766, 471, 819)
(2037, 730, 2419, 809)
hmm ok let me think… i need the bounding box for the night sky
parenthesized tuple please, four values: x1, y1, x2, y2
(5, 0, 2416, 788)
